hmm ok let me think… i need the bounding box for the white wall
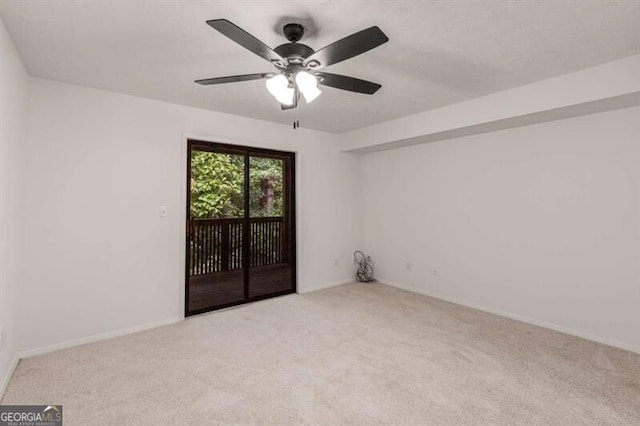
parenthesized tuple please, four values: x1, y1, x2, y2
(362, 106, 640, 352)
(16, 77, 360, 355)
(0, 17, 28, 391)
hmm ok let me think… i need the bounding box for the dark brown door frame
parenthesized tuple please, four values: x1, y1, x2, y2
(185, 139, 297, 316)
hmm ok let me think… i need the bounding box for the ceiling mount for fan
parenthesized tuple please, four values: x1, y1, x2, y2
(195, 18, 389, 113)
(282, 23, 304, 42)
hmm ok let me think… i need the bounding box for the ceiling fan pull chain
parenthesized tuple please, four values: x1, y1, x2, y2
(293, 99, 300, 129)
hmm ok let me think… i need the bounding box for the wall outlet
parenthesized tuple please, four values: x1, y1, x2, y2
(433, 268, 439, 277)
(406, 261, 412, 271)
(160, 206, 168, 217)
(0, 328, 5, 352)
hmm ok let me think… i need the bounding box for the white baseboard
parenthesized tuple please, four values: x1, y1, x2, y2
(6, 279, 354, 369)
(379, 279, 640, 355)
(17, 317, 181, 360)
(1, 317, 180, 400)
(0, 354, 20, 401)
(299, 279, 354, 294)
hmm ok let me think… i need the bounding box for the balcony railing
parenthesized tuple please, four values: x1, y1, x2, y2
(188, 217, 285, 276)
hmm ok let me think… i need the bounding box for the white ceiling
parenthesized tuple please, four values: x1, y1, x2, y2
(1, 1, 639, 133)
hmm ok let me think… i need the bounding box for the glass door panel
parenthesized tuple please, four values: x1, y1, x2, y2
(248, 156, 293, 298)
(187, 149, 246, 313)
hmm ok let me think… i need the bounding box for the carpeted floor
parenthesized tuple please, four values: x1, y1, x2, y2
(2, 283, 640, 425)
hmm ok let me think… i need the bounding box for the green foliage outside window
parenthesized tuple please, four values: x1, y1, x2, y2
(249, 157, 284, 218)
(190, 151, 283, 219)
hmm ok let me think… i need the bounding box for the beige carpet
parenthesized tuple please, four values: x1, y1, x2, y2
(2, 283, 640, 425)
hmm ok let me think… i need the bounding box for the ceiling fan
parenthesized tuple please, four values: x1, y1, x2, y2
(195, 19, 389, 111)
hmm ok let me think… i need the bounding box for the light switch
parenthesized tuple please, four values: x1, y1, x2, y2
(160, 206, 168, 217)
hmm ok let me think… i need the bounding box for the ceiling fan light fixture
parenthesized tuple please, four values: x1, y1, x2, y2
(295, 71, 322, 103)
(266, 74, 294, 105)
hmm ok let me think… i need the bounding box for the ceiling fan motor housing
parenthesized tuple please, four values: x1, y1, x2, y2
(274, 23, 314, 66)
(274, 43, 314, 65)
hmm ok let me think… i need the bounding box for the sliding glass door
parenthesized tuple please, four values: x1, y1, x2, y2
(185, 140, 296, 316)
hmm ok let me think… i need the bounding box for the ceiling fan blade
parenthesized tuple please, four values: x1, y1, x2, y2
(195, 73, 272, 85)
(207, 19, 287, 67)
(303, 26, 388, 69)
(315, 72, 381, 94)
